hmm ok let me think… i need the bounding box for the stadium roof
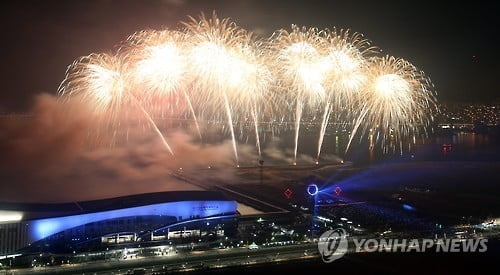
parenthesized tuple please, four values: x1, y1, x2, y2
(0, 191, 233, 220)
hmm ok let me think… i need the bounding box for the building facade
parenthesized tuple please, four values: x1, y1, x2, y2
(0, 191, 239, 256)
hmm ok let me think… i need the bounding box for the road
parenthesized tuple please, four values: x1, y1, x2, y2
(8, 243, 319, 274)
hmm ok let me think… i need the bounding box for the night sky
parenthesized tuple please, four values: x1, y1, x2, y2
(1, 0, 498, 112)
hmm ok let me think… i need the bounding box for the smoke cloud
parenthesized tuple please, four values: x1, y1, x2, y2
(0, 94, 243, 203)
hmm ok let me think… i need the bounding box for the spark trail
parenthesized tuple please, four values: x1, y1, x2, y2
(317, 101, 332, 160)
(131, 96, 174, 155)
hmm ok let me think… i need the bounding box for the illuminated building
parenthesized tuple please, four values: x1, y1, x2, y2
(0, 191, 238, 255)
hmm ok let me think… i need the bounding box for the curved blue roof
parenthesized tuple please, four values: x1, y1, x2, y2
(28, 200, 238, 242)
(0, 191, 233, 220)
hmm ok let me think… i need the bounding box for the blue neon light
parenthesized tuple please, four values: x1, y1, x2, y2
(307, 184, 319, 196)
(402, 204, 416, 211)
(28, 200, 237, 242)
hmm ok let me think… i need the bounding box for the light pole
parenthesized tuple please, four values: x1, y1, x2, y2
(259, 159, 264, 185)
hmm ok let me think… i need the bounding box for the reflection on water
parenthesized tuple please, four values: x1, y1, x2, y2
(263, 128, 499, 166)
(422, 132, 498, 161)
(151, 119, 499, 166)
(356, 132, 499, 166)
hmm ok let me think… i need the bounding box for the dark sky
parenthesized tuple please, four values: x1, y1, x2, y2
(1, 0, 498, 112)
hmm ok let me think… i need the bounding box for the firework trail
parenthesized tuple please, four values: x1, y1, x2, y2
(226, 41, 272, 161)
(345, 105, 370, 154)
(130, 96, 174, 155)
(183, 12, 271, 164)
(317, 101, 332, 160)
(269, 25, 328, 164)
(315, 28, 376, 160)
(183, 13, 242, 165)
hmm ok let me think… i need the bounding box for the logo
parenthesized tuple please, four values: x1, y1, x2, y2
(317, 227, 488, 264)
(317, 228, 348, 263)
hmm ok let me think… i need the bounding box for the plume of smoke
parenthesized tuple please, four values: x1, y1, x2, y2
(0, 94, 90, 175)
(0, 94, 240, 202)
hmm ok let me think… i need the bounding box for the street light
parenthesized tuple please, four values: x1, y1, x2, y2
(259, 159, 264, 185)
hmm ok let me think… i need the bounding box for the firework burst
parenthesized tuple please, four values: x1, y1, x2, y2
(58, 53, 130, 114)
(123, 30, 203, 139)
(55, 12, 438, 165)
(58, 52, 175, 154)
(183, 12, 274, 163)
(127, 30, 189, 98)
(322, 28, 377, 106)
(269, 25, 329, 163)
(315, 28, 377, 159)
(347, 55, 437, 153)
